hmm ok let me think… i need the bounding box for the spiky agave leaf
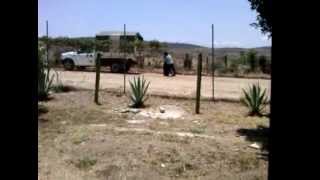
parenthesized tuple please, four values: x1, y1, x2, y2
(129, 76, 150, 108)
(241, 83, 268, 116)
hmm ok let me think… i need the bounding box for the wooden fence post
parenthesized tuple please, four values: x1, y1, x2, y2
(94, 53, 101, 104)
(195, 53, 203, 114)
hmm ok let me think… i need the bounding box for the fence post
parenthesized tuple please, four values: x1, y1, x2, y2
(195, 53, 203, 114)
(206, 56, 209, 74)
(46, 20, 49, 63)
(123, 24, 127, 94)
(94, 53, 101, 104)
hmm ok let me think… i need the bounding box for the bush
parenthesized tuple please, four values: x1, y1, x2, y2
(129, 76, 150, 108)
(38, 46, 55, 101)
(241, 83, 268, 116)
(247, 50, 258, 72)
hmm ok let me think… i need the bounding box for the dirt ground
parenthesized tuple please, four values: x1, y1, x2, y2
(39, 90, 269, 180)
(55, 69, 270, 101)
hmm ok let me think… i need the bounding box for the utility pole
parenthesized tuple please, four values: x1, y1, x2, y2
(211, 24, 215, 102)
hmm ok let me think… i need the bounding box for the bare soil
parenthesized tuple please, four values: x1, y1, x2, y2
(55, 69, 270, 101)
(39, 90, 269, 180)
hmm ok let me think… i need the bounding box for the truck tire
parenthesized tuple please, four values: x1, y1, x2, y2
(111, 63, 122, 73)
(125, 64, 131, 72)
(63, 59, 75, 71)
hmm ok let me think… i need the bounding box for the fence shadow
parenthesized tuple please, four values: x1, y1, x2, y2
(237, 125, 269, 152)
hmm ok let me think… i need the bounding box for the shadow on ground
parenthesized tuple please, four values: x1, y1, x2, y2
(72, 68, 141, 75)
(237, 125, 269, 153)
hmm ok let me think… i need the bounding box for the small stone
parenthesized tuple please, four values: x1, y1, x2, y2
(129, 109, 141, 113)
(161, 163, 166, 168)
(90, 124, 107, 127)
(120, 109, 130, 113)
(249, 143, 260, 149)
(127, 120, 146, 124)
(61, 121, 67, 125)
(159, 107, 165, 113)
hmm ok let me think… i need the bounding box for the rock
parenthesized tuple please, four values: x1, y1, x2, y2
(61, 121, 67, 125)
(127, 120, 146, 124)
(249, 143, 260, 149)
(129, 109, 141, 113)
(161, 163, 166, 168)
(120, 109, 130, 113)
(90, 124, 107, 127)
(159, 107, 165, 113)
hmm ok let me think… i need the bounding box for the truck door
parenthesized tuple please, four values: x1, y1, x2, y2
(76, 52, 95, 66)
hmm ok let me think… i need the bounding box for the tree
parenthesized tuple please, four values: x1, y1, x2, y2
(248, 0, 272, 37)
(258, 55, 267, 73)
(239, 51, 246, 65)
(133, 39, 145, 68)
(133, 39, 145, 54)
(149, 40, 161, 55)
(224, 55, 228, 69)
(247, 50, 258, 72)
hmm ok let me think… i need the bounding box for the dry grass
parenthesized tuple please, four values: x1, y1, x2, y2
(39, 90, 269, 180)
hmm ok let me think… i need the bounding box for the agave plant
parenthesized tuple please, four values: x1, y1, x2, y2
(38, 46, 55, 101)
(129, 76, 150, 108)
(241, 83, 268, 116)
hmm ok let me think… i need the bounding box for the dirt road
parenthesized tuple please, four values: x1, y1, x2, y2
(57, 70, 271, 101)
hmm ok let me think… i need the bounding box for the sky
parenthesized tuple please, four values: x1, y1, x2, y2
(38, 0, 271, 48)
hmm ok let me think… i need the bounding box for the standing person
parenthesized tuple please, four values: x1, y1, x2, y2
(166, 52, 176, 76)
(163, 52, 170, 76)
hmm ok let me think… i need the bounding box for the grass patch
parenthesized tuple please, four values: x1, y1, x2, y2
(74, 157, 97, 170)
(159, 134, 190, 144)
(229, 152, 260, 172)
(189, 126, 206, 134)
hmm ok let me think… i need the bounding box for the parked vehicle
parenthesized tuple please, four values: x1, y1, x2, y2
(61, 31, 143, 73)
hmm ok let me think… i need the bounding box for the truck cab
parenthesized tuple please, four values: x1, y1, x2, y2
(61, 31, 143, 73)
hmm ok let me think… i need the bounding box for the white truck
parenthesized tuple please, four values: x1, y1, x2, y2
(60, 31, 143, 73)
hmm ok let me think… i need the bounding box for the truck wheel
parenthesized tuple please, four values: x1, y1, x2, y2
(126, 64, 131, 72)
(111, 63, 121, 73)
(63, 59, 75, 71)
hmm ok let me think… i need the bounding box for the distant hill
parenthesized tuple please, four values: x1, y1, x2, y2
(158, 41, 271, 59)
(162, 42, 205, 49)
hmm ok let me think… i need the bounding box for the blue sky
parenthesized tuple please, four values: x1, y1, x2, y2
(38, 0, 271, 48)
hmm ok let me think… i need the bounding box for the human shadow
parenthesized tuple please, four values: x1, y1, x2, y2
(237, 125, 269, 152)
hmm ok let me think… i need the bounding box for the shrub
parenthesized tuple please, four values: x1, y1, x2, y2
(38, 46, 55, 101)
(241, 83, 268, 116)
(129, 76, 150, 108)
(247, 50, 258, 72)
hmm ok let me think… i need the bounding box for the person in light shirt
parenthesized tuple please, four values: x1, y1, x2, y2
(163, 52, 176, 76)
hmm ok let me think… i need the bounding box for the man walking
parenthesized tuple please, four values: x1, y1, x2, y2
(163, 52, 169, 76)
(163, 52, 176, 76)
